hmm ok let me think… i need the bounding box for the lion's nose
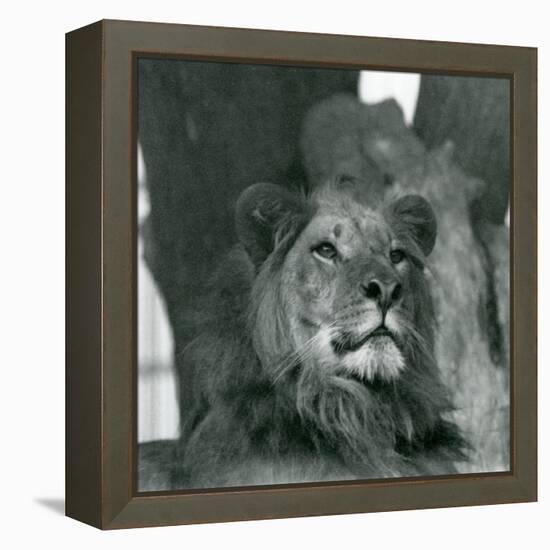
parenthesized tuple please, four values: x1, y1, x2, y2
(360, 279, 402, 312)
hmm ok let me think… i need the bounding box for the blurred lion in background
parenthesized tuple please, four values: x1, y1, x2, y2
(300, 94, 510, 474)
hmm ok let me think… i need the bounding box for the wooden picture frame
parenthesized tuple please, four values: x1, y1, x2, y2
(66, 19, 537, 529)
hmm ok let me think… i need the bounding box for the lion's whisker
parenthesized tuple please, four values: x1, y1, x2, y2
(273, 322, 340, 383)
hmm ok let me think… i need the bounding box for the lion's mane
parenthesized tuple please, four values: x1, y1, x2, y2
(172, 182, 466, 489)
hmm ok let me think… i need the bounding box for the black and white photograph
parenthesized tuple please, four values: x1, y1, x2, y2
(4, 0, 546, 543)
(136, 58, 510, 491)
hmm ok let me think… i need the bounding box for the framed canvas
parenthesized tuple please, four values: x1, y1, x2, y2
(66, 19, 537, 529)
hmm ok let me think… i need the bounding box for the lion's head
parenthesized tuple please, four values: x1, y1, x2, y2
(237, 179, 437, 385)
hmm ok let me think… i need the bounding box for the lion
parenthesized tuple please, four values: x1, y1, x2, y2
(171, 178, 467, 489)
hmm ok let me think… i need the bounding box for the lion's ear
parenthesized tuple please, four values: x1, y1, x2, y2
(235, 183, 304, 265)
(389, 195, 437, 256)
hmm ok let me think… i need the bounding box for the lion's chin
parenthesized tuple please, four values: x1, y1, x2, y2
(338, 336, 405, 383)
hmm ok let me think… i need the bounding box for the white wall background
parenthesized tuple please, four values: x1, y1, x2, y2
(0, 0, 546, 547)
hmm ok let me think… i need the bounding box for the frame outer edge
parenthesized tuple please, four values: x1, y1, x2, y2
(512, 47, 538, 502)
(102, 20, 137, 528)
(94, 20, 537, 529)
(65, 20, 105, 529)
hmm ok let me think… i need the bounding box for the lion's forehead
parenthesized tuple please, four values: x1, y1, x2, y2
(305, 208, 391, 255)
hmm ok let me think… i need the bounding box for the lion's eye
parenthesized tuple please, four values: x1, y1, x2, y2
(313, 242, 338, 261)
(390, 249, 405, 264)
